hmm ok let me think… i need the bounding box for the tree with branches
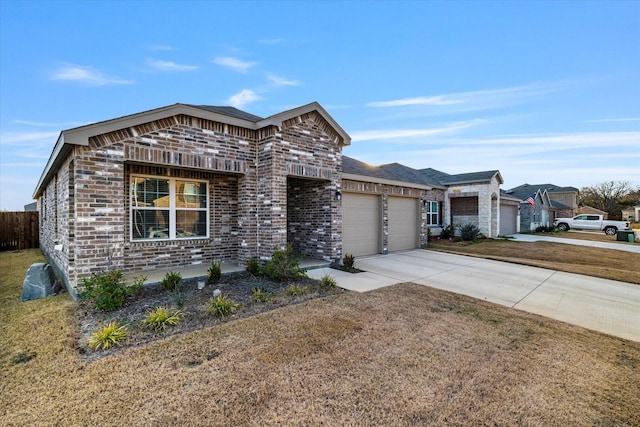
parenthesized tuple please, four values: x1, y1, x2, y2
(579, 181, 639, 214)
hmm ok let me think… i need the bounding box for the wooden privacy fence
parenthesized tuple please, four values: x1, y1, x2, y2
(0, 211, 39, 251)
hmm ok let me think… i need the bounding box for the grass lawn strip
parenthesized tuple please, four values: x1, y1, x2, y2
(428, 239, 640, 285)
(1, 249, 639, 425)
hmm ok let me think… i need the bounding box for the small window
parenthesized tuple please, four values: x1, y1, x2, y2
(426, 201, 439, 226)
(130, 175, 208, 240)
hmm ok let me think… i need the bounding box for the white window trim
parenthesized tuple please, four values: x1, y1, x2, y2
(130, 175, 209, 241)
(426, 201, 439, 226)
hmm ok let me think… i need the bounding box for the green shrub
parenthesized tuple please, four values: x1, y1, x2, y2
(460, 223, 481, 241)
(440, 224, 456, 239)
(208, 295, 240, 318)
(320, 274, 337, 289)
(207, 259, 222, 284)
(535, 225, 556, 233)
(285, 284, 308, 296)
(252, 285, 274, 303)
(260, 244, 307, 281)
(246, 258, 260, 275)
(88, 321, 128, 351)
(143, 306, 182, 331)
(342, 253, 356, 270)
(161, 271, 182, 292)
(80, 271, 145, 312)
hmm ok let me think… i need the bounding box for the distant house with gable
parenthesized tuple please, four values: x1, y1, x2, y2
(504, 183, 578, 232)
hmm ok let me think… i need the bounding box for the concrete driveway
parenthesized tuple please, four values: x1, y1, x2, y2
(307, 250, 640, 342)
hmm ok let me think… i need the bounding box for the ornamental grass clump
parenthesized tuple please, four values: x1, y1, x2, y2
(208, 294, 240, 318)
(143, 306, 183, 331)
(207, 259, 222, 284)
(88, 321, 128, 351)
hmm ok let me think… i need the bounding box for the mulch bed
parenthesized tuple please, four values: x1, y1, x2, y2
(74, 271, 346, 361)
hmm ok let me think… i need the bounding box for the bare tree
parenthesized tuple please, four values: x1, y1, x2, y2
(579, 181, 637, 214)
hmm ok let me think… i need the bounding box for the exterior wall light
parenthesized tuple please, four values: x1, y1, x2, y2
(336, 190, 342, 201)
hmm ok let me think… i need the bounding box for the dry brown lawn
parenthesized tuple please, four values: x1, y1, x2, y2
(429, 238, 640, 284)
(2, 249, 639, 426)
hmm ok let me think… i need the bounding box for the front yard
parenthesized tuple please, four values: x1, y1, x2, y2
(1, 248, 639, 426)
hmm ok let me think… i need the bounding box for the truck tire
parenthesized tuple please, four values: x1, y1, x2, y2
(557, 223, 569, 232)
(604, 227, 617, 236)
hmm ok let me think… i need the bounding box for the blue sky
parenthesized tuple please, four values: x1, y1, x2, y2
(1, 0, 638, 211)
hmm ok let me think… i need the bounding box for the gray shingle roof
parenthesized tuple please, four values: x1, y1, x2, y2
(344, 157, 500, 187)
(504, 183, 579, 201)
(188, 105, 265, 122)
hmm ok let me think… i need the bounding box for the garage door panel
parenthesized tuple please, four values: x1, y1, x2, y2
(500, 205, 518, 236)
(343, 193, 380, 256)
(388, 197, 418, 252)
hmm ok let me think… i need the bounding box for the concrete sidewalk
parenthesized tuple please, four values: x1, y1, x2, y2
(307, 250, 640, 342)
(508, 232, 640, 253)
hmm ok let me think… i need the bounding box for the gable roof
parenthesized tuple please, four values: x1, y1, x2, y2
(504, 183, 578, 201)
(34, 102, 350, 198)
(343, 157, 503, 189)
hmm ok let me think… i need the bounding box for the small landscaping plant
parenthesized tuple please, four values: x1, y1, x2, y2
(252, 285, 274, 303)
(460, 222, 481, 241)
(88, 321, 128, 351)
(143, 306, 183, 331)
(208, 294, 240, 318)
(207, 259, 222, 284)
(80, 270, 145, 312)
(440, 224, 456, 239)
(260, 244, 307, 281)
(161, 271, 182, 292)
(320, 274, 337, 289)
(342, 253, 356, 270)
(246, 258, 260, 275)
(285, 284, 308, 296)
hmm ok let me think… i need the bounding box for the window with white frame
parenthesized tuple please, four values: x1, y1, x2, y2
(130, 175, 208, 240)
(426, 201, 439, 226)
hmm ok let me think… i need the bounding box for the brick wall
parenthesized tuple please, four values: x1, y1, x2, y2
(40, 109, 345, 290)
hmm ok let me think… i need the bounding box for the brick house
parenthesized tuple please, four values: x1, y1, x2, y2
(34, 103, 349, 297)
(34, 102, 510, 297)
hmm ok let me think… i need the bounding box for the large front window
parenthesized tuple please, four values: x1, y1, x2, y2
(426, 201, 439, 226)
(130, 175, 208, 240)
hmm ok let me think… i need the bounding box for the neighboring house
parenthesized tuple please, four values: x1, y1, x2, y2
(578, 205, 608, 219)
(620, 206, 639, 222)
(505, 183, 578, 231)
(24, 202, 37, 212)
(340, 158, 506, 256)
(34, 102, 509, 297)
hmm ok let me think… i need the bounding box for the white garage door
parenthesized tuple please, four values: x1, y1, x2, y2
(500, 205, 518, 236)
(388, 197, 419, 252)
(342, 193, 380, 257)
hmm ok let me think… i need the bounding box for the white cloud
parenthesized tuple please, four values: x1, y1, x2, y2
(258, 38, 286, 45)
(50, 64, 133, 86)
(0, 131, 59, 145)
(267, 74, 299, 87)
(148, 45, 173, 51)
(213, 56, 257, 73)
(350, 120, 485, 142)
(147, 59, 198, 72)
(584, 117, 640, 123)
(12, 119, 85, 128)
(367, 82, 566, 111)
(227, 89, 262, 109)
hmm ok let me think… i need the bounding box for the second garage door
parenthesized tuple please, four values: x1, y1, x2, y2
(388, 197, 419, 252)
(342, 193, 380, 256)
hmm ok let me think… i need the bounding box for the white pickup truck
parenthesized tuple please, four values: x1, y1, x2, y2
(553, 214, 630, 235)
